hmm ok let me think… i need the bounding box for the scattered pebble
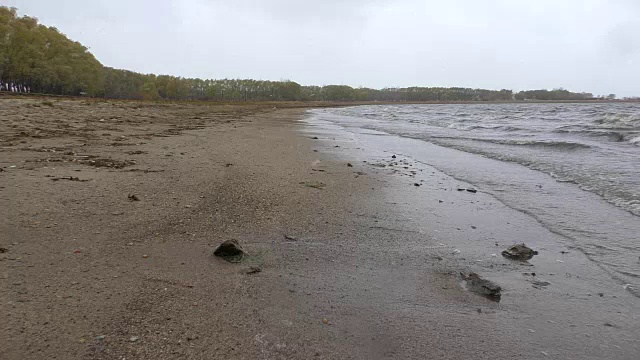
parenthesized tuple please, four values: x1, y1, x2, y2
(130, 336, 139, 342)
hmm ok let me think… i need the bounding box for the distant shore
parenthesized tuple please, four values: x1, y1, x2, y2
(1, 91, 638, 106)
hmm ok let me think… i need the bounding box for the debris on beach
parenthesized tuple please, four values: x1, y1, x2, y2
(502, 243, 538, 261)
(246, 266, 262, 274)
(302, 181, 326, 189)
(311, 136, 319, 139)
(50, 176, 88, 182)
(460, 272, 502, 300)
(457, 187, 477, 193)
(81, 157, 134, 169)
(284, 234, 299, 242)
(532, 280, 551, 289)
(213, 239, 246, 263)
(128, 194, 140, 201)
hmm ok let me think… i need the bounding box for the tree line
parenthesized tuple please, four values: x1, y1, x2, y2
(0, 6, 613, 102)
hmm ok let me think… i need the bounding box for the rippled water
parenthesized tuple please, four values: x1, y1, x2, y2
(321, 103, 640, 216)
(309, 102, 640, 295)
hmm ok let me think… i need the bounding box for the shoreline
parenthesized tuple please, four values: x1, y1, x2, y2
(301, 111, 640, 358)
(2, 98, 638, 359)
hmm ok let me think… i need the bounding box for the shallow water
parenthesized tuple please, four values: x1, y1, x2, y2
(307, 103, 640, 296)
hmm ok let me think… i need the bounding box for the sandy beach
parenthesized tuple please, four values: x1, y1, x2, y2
(1, 97, 638, 359)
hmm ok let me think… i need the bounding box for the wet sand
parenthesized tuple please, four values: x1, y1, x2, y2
(1, 98, 638, 359)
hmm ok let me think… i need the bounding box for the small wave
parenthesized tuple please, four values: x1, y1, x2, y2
(593, 113, 640, 128)
(500, 125, 525, 132)
(553, 128, 640, 144)
(479, 139, 591, 150)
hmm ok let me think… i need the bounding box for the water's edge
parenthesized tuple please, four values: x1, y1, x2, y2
(303, 107, 640, 297)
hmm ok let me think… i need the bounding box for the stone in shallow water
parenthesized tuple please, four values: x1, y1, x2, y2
(502, 243, 538, 261)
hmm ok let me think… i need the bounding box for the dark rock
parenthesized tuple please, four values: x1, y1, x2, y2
(213, 239, 246, 263)
(128, 194, 140, 201)
(457, 188, 465, 191)
(347, 163, 353, 167)
(461, 273, 501, 300)
(0, 247, 8, 253)
(311, 136, 319, 139)
(466, 188, 477, 193)
(414, 183, 421, 187)
(391, 155, 396, 159)
(502, 244, 538, 261)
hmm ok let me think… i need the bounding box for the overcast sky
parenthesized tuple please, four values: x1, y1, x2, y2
(5, 0, 640, 96)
